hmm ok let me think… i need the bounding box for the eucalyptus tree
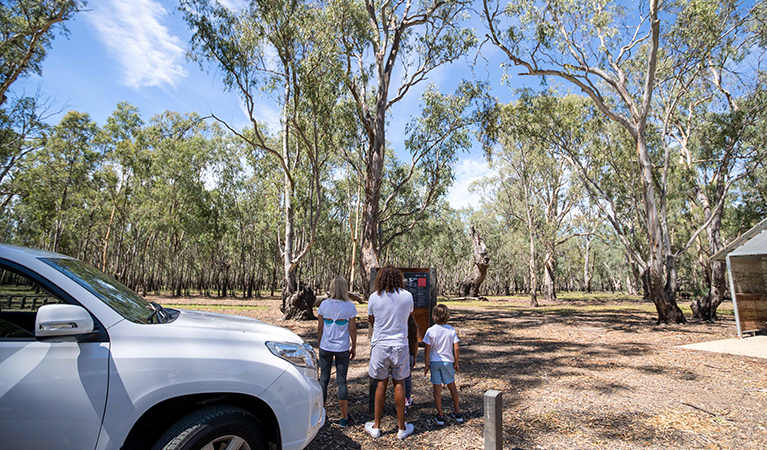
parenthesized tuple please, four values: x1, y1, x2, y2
(731, 157, 767, 227)
(485, 91, 656, 301)
(1, 0, 85, 213)
(0, 0, 85, 105)
(141, 111, 215, 296)
(99, 102, 148, 275)
(486, 126, 544, 306)
(0, 92, 50, 214)
(297, 168, 358, 291)
(11, 110, 101, 253)
(494, 95, 584, 301)
(181, 0, 342, 306)
(191, 123, 242, 297)
(573, 201, 600, 293)
(100, 105, 170, 293)
(655, 0, 767, 320)
(331, 0, 479, 293)
(482, 0, 691, 322)
(237, 140, 285, 296)
(466, 193, 529, 297)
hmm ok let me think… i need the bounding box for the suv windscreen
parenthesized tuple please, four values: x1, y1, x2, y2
(43, 258, 155, 324)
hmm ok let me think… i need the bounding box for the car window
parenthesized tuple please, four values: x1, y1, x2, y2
(0, 267, 65, 339)
(42, 258, 154, 324)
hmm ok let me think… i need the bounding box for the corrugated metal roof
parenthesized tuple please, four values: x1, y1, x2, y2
(711, 217, 767, 261)
(729, 230, 767, 258)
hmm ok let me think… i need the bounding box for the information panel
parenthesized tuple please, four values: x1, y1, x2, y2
(403, 271, 430, 308)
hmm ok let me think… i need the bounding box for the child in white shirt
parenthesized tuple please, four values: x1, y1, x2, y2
(423, 304, 462, 425)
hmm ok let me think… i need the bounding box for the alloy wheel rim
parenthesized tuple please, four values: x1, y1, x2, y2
(200, 435, 251, 450)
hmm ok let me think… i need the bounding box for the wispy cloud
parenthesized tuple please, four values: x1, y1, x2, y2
(447, 156, 495, 210)
(88, 0, 185, 89)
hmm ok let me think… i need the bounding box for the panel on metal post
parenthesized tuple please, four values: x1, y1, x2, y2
(484, 389, 503, 450)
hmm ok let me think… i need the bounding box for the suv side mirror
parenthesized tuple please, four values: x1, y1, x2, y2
(35, 304, 94, 338)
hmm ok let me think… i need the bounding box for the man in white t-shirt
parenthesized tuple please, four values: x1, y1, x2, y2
(365, 265, 415, 440)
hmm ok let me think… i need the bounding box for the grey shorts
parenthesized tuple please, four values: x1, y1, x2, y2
(369, 344, 410, 380)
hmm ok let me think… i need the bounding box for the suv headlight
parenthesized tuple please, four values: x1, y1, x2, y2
(266, 342, 318, 379)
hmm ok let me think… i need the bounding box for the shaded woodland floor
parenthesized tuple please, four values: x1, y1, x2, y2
(158, 294, 767, 450)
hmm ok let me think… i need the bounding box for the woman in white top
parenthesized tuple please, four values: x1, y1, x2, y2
(317, 276, 358, 427)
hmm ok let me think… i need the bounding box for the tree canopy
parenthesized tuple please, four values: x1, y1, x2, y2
(1, 0, 765, 326)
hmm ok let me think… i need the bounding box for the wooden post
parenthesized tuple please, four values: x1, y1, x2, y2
(484, 390, 503, 450)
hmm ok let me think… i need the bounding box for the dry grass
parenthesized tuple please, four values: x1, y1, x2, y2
(157, 295, 767, 450)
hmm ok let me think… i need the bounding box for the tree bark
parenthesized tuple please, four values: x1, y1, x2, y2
(282, 286, 317, 321)
(282, 79, 298, 307)
(351, 0, 466, 298)
(583, 236, 593, 293)
(348, 174, 361, 291)
(458, 225, 490, 297)
(543, 247, 556, 300)
(359, 133, 383, 298)
(528, 232, 538, 308)
(482, 0, 685, 322)
(638, 131, 685, 324)
(691, 186, 727, 321)
(626, 254, 640, 296)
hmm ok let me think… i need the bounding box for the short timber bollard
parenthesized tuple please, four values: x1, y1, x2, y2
(484, 389, 503, 450)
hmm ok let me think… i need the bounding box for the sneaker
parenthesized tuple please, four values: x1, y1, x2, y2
(434, 415, 445, 426)
(450, 412, 464, 424)
(397, 422, 414, 440)
(339, 416, 354, 428)
(364, 422, 381, 438)
(405, 397, 413, 407)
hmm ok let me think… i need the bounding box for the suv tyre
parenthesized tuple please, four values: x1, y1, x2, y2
(152, 405, 266, 450)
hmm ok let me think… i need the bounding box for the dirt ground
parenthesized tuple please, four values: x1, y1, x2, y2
(157, 295, 767, 450)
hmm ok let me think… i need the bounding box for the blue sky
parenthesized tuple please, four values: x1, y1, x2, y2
(15, 0, 515, 210)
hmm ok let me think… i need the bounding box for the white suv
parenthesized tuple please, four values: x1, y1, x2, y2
(0, 244, 325, 450)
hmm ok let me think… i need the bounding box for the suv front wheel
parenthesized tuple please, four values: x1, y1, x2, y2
(152, 405, 266, 450)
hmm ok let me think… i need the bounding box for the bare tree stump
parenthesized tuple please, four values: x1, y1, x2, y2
(282, 286, 317, 321)
(458, 225, 490, 297)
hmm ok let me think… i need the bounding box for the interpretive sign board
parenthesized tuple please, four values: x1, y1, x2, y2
(369, 267, 436, 344)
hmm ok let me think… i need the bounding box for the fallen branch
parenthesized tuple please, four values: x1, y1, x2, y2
(514, 405, 531, 414)
(680, 402, 717, 416)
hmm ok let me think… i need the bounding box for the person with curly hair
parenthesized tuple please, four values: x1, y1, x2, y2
(365, 265, 415, 440)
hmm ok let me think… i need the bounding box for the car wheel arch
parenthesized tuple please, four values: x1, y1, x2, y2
(120, 393, 280, 450)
